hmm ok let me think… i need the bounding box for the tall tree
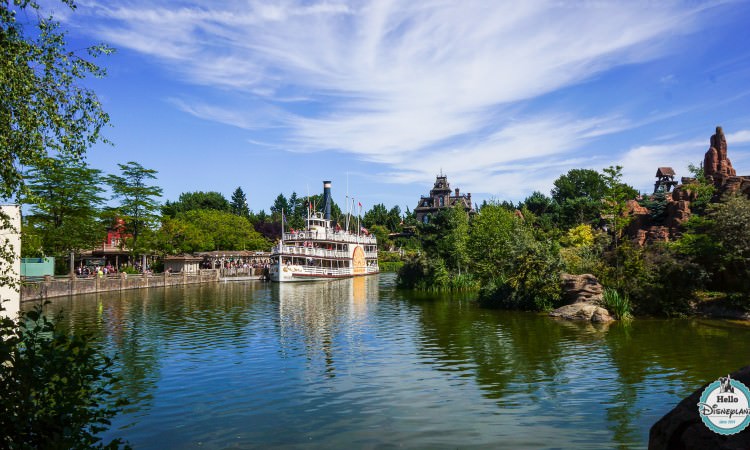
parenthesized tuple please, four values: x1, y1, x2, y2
(22, 156, 106, 258)
(0, 0, 111, 201)
(551, 169, 608, 228)
(162, 191, 229, 217)
(601, 165, 635, 288)
(270, 193, 289, 217)
(0, 3, 127, 447)
(162, 209, 269, 252)
(105, 162, 162, 257)
(230, 187, 250, 218)
(363, 203, 389, 229)
(1, 0, 110, 292)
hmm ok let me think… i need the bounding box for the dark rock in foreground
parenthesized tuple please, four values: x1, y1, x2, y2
(649, 365, 750, 449)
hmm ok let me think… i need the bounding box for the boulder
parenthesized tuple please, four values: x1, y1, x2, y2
(560, 273, 603, 304)
(551, 274, 613, 323)
(649, 366, 750, 449)
(549, 303, 613, 323)
(666, 200, 691, 229)
(646, 225, 670, 244)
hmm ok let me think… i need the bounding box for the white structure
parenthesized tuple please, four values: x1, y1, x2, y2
(0, 205, 21, 319)
(269, 181, 379, 282)
(164, 255, 203, 273)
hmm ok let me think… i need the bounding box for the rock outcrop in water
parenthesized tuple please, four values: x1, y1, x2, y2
(549, 274, 613, 322)
(649, 365, 750, 449)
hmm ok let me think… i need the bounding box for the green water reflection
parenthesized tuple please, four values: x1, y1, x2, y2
(28, 275, 750, 449)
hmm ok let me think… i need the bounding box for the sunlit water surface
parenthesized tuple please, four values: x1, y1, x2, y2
(29, 274, 750, 449)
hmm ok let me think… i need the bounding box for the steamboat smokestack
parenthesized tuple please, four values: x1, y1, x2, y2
(323, 180, 332, 221)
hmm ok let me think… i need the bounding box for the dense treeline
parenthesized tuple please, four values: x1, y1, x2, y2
(393, 165, 750, 317)
(19, 154, 750, 317)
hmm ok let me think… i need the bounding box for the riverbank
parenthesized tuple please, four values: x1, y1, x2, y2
(21, 269, 221, 301)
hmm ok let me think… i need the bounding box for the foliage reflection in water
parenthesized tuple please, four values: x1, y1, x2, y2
(28, 274, 750, 449)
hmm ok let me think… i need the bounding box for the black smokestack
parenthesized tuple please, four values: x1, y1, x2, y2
(323, 180, 332, 220)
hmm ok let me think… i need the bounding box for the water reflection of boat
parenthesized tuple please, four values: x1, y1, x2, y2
(269, 181, 379, 282)
(277, 277, 379, 374)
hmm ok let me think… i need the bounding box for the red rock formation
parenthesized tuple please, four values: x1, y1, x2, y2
(703, 126, 736, 181)
(666, 200, 691, 229)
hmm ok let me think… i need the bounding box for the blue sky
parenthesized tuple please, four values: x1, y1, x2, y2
(47, 1, 750, 213)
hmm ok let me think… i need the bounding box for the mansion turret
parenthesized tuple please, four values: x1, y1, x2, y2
(414, 174, 475, 223)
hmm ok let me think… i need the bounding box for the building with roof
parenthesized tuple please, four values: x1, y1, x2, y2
(414, 174, 475, 223)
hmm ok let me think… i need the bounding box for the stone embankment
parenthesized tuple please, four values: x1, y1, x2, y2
(649, 365, 750, 449)
(21, 269, 221, 301)
(549, 274, 613, 323)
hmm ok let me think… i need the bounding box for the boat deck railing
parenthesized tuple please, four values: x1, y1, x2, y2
(271, 245, 378, 259)
(282, 230, 377, 245)
(283, 265, 380, 276)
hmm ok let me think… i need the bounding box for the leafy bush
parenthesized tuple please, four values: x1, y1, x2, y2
(397, 253, 447, 291)
(396, 254, 478, 291)
(0, 304, 128, 449)
(608, 244, 707, 317)
(477, 241, 563, 311)
(561, 224, 595, 247)
(601, 288, 632, 320)
(379, 261, 404, 272)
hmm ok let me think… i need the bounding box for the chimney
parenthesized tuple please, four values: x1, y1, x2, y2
(323, 181, 332, 220)
(455, 188, 460, 196)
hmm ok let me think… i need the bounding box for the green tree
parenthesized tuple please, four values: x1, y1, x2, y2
(1, 0, 110, 292)
(22, 156, 105, 260)
(270, 193, 290, 218)
(429, 206, 469, 274)
(386, 206, 403, 232)
(153, 216, 211, 255)
(0, 305, 128, 448)
(601, 165, 635, 286)
(522, 191, 554, 216)
(363, 203, 389, 229)
(175, 209, 269, 251)
(0, 0, 111, 201)
(162, 191, 229, 217)
(551, 169, 607, 228)
(684, 162, 716, 215)
(551, 169, 607, 203)
(230, 187, 250, 218)
(706, 194, 750, 292)
(468, 203, 531, 281)
(368, 224, 391, 251)
(105, 161, 162, 257)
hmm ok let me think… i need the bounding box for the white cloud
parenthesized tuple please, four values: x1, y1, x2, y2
(727, 130, 750, 145)
(618, 140, 706, 194)
(74, 0, 723, 198)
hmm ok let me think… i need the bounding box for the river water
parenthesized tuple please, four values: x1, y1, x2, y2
(29, 274, 750, 449)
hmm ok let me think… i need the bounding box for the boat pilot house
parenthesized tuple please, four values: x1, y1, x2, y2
(414, 174, 475, 223)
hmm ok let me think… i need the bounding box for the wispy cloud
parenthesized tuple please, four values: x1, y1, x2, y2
(74, 0, 725, 196)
